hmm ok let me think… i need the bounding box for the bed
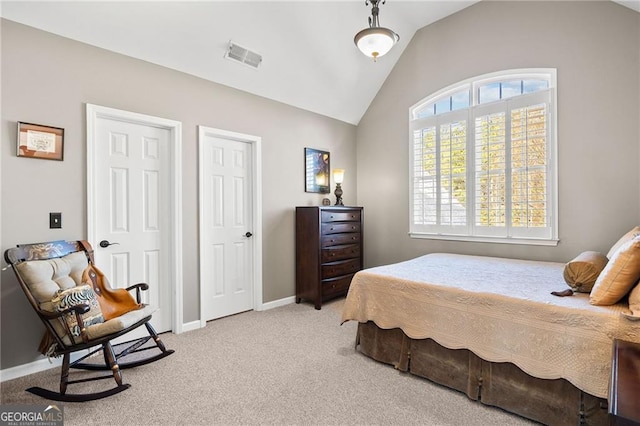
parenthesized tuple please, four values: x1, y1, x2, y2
(341, 252, 640, 426)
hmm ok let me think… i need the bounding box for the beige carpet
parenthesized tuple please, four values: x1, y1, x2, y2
(1, 299, 537, 425)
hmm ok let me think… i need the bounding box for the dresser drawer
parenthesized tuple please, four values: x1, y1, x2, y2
(321, 222, 361, 235)
(321, 258, 361, 279)
(321, 210, 361, 223)
(321, 233, 361, 248)
(322, 274, 354, 298)
(321, 244, 361, 263)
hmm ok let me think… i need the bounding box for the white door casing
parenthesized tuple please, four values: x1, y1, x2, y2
(199, 126, 263, 325)
(86, 104, 184, 334)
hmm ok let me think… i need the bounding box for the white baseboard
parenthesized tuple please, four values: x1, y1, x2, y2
(0, 353, 86, 383)
(259, 296, 295, 311)
(197, 296, 296, 328)
(181, 320, 202, 333)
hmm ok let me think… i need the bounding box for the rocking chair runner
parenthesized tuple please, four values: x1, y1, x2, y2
(4, 240, 174, 402)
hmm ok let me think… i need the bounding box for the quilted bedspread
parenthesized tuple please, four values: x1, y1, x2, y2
(341, 253, 640, 398)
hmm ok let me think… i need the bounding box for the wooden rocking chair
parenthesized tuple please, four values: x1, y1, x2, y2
(4, 240, 174, 402)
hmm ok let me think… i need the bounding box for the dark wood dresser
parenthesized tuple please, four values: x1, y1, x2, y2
(609, 339, 640, 425)
(295, 206, 363, 309)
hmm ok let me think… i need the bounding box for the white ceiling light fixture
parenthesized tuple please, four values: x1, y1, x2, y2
(354, 0, 399, 62)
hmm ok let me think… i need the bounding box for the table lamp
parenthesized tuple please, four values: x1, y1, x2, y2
(333, 169, 345, 206)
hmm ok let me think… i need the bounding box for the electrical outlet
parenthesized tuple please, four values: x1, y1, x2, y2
(49, 212, 62, 229)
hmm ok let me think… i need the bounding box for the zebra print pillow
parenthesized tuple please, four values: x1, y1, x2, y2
(52, 285, 104, 341)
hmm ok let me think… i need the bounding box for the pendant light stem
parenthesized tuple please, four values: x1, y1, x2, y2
(370, 1, 380, 28)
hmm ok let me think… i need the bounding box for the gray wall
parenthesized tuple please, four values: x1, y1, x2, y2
(0, 19, 357, 369)
(357, 1, 640, 267)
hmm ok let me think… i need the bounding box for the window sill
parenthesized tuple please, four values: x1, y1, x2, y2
(409, 232, 559, 246)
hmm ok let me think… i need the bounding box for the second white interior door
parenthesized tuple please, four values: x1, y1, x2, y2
(200, 127, 255, 321)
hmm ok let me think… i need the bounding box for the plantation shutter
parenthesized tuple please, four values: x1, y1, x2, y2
(471, 90, 552, 239)
(411, 110, 468, 234)
(412, 125, 437, 227)
(474, 109, 507, 235)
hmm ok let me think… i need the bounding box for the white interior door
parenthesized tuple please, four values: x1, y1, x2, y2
(199, 126, 261, 322)
(87, 105, 183, 334)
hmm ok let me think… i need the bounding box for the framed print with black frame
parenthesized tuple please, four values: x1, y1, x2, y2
(304, 148, 330, 194)
(17, 122, 65, 161)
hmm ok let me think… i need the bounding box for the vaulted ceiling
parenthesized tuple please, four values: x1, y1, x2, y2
(2, 1, 638, 125)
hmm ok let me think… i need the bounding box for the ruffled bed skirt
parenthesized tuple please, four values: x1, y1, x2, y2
(356, 321, 608, 426)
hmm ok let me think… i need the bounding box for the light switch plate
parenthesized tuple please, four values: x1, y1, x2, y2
(49, 212, 62, 229)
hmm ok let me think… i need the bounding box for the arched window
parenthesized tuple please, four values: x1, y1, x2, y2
(409, 69, 558, 245)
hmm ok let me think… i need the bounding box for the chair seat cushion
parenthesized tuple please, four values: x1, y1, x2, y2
(60, 304, 157, 345)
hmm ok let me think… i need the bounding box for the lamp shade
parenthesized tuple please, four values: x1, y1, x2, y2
(333, 169, 345, 184)
(354, 27, 399, 59)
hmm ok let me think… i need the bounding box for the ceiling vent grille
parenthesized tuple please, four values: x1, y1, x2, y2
(225, 42, 262, 69)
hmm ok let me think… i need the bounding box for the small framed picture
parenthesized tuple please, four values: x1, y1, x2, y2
(17, 122, 65, 161)
(304, 147, 330, 194)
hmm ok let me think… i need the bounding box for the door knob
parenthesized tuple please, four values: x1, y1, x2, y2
(99, 240, 120, 248)
(245, 232, 253, 238)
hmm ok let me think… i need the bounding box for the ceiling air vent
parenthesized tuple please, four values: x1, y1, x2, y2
(224, 42, 262, 69)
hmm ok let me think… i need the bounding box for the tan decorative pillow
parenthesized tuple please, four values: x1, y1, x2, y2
(590, 236, 640, 306)
(627, 283, 640, 318)
(52, 285, 104, 343)
(607, 226, 640, 259)
(563, 251, 608, 293)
